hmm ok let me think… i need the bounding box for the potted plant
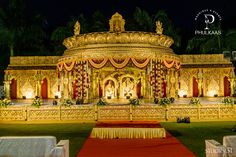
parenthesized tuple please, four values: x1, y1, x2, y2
(222, 97, 233, 105)
(159, 97, 171, 106)
(129, 98, 140, 106)
(31, 97, 43, 108)
(0, 99, 12, 107)
(76, 99, 83, 105)
(189, 97, 200, 105)
(61, 99, 74, 107)
(97, 98, 107, 106)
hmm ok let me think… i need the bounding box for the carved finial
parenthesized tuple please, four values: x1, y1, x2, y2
(156, 20, 163, 35)
(74, 21, 80, 36)
(109, 12, 125, 32)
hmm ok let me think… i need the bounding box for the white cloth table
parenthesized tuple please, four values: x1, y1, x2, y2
(90, 128, 166, 139)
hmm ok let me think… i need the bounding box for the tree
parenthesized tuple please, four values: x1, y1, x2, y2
(153, 10, 181, 51)
(132, 7, 153, 31)
(0, 0, 25, 56)
(127, 8, 181, 51)
(89, 11, 107, 32)
(224, 29, 236, 50)
(0, 0, 47, 56)
(186, 25, 236, 54)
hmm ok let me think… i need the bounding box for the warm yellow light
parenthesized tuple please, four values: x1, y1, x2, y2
(207, 90, 217, 97)
(25, 91, 33, 99)
(55, 91, 61, 98)
(178, 90, 187, 97)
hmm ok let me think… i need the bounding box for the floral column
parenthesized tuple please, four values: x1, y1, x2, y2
(75, 61, 90, 102)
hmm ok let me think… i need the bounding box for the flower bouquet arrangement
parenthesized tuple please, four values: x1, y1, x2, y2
(189, 97, 200, 105)
(129, 98, 140, 106)
(0, 99, 12, 107)
(97, 98, 107, 106)
(222, 97, 233, 105)
(61, 99, 74, 107)
(159, 97, 171, 106)
(31, 97, 43, 108)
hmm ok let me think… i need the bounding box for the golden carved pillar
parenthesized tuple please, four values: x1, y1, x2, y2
(63, 71, 69, 99)
(148, 61, 153, 99)
(229, 71, 235, 96)
(68, 71, 73, 99)
(197, 69, 203, 97)
(4, 72, 11, 99)
(202, 69, 207, 97)
(166, 70, 170, 97)
(59, 71, 64, 100)
(219, 70, 224, 96)
(4, 81, 11, 99)
(169, 69, 176, 98)
(141, 72, 145, 98)
(34, 71, 43, 97)
(175, 70, 179, 98)
(189, 71, 193, 97)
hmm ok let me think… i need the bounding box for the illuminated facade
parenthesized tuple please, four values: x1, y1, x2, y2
(4, 13, 235, 101)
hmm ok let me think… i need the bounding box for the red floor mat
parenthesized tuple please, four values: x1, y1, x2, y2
(77, 121, 196, 157)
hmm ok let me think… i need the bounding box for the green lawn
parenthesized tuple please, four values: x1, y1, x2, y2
(161, 121, 236, 157)
(0, 123, 95, 157)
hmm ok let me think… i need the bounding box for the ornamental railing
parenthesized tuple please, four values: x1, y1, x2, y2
(0, 104, 235, 122)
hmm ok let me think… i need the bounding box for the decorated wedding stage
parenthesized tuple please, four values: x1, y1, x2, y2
(0, 97, 235, 122)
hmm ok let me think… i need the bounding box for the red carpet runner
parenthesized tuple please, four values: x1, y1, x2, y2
(77, 121, 196, 157)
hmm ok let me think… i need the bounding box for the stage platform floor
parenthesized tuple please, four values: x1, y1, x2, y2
(9, 97, 234, 106)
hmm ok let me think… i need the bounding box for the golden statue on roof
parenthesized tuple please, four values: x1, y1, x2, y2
(156, 20, 163, 35)
(109, 12, 125, 32)
(74, 21, 80, 35)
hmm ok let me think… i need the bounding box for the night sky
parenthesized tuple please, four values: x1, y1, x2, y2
(1, 0, 236, 31)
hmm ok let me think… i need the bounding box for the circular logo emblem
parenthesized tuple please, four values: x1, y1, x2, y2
(194, 9, 222, 35)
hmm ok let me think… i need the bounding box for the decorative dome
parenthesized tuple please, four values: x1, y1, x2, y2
(60, 12, 178, 64)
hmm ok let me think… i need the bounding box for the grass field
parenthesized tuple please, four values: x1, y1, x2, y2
(0, 122, 236, 157)
(0, 123, 94, 157)
(161, 121, 236, 157)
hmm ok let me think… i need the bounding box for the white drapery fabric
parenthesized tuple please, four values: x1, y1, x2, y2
(90, 128, 166, 139)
